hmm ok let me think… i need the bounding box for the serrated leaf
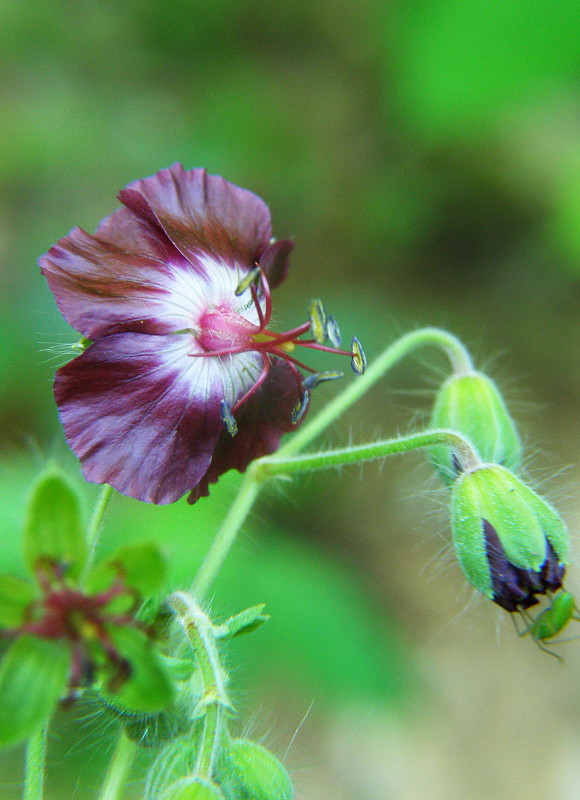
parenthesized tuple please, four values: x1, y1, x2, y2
(23, 466, 86, 580)
(215, 605, 269, 640)
(0, 635, 70, 748)
(0, 576, 37, 628)
(104, 626, 174, 713)
(87, 542, 167, 600)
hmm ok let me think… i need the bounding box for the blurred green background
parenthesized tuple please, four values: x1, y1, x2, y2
(1, 1, 579, 798)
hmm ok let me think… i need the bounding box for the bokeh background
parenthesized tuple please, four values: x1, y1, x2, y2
(1, 1, 580, 798)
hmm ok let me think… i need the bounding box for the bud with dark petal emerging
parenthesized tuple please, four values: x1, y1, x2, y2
(430, 371, 521, 484)
(450, 464, 569, 611)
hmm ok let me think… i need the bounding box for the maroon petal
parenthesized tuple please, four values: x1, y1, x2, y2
(258, 239, 294, 289)
(54, 334, 226, 504)
(187, 359, 301, 503)
(39, 222, 212, 340)
(119, 164, 273, 268)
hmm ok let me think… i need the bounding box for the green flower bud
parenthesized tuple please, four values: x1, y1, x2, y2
(451, 464, 569, 611)
(430, 371, 521, 484)
(159, 777, 224, 800)
(218, 739, 293, 800)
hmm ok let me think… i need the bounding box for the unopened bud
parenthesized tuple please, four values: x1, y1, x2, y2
(159, 777, 224, 800)
(218, 739, 292, 800)
(451, 464, 569, 611)
(430, 371, 521, 484)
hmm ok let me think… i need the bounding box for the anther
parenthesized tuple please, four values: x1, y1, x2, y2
(291, 389, 311, 425)
(220, 400, 238, 436)
(350, 336, 367, 375)
(235, 267, 261, 296)
(326, 315, 341, 347)
(309, 298, 328, 345)
(302, 370, 344, 390)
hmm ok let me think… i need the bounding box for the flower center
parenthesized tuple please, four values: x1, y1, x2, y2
(190, 266, 366, 433)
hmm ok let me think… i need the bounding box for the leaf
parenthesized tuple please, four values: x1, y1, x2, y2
(87, 541, 167, 599)
(215, 605, 269, 640)
(104, 626, 175, 713)
(0, 575, 37, 628)
(0, 635, 70, 748)
(23, 465, 86, 580)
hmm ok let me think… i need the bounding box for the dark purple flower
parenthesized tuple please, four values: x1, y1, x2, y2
(41, 165, 360, 504)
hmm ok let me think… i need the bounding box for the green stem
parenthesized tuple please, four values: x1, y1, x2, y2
(277, 326, 473, 458)
(257, 428, 481, 478)
(192, 468, 262, 599)
(169, 593, 231, 779)
(97, 731, 138, 800)
(23, 725, 47, 800)
(192, 328, 473, 598)
(82, 484, 114, 580)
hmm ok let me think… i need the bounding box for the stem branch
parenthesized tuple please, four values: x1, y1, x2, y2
(97, 732, 138, 800)
(23, 725, 47, 800)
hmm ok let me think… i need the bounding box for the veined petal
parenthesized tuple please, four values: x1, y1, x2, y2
(258, 238, 294, 289)
(188, 359, 299, 503)
(118, 164, 273, 268)
(54, 333, 262, 504)
(40, 222, 262, 340)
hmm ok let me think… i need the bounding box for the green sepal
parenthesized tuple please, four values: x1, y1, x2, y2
(0, 635, 70, 748)
(23, 465, 86, 580)
(451, 464, 569, 598)
(215, 604, 269, 640)
(102, 626, 175, 713)
(430, 371, 521, 484)
(159, 777, 225, 800)
(145, 727, 204, 799)
(87, 542, 167, 606)
(218, 739, 293, 800)
(0, 576, 37, 628)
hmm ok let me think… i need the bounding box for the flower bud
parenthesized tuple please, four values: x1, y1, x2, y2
(450, 464, 569, 611)
(218, 739, 292, 800)
(430, 371, 521, 484)
(159, 778, 224, 800)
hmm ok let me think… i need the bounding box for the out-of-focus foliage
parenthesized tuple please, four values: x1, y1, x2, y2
(0, 1, 579, 798)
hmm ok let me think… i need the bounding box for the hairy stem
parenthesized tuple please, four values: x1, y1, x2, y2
(257, 429, 482, 478)
(23, 725, 47, 800)
(192, 470, 261, 599)
(277, 326, 473, 458)
(97, 731, 138, 800)
(192, 328, 474, 598)
(169, 593, 231, 779)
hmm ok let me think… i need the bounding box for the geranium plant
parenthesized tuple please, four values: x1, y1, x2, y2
(1, 165, 576, 799)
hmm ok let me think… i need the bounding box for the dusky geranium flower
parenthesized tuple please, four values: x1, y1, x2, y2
(40, 164, 364, 504)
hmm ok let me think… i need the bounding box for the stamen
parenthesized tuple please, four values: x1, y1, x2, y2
(350, 336, 367, 375)
(326, 315, 341, 347)
(235, 267, 261, 296)
(291, 389, 311, 425)
(220, 400, 238, 437)
(302, 370, 344, 390)
(309, 298, 328, 345)
(232, 356, 271, 412)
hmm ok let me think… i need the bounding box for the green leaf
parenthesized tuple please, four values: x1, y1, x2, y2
(23, 465, 86, 580)
(104, 626, 175, 713)
(87, 541, 167, 599)
(0, 575, 37, 628)
(215, 604, 269, 640)
(0, 635, 70, 748)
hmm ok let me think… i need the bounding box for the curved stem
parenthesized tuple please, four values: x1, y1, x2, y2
(191, 329, 474, 599)
(23, 725, 47, 800)
(97, 731, 138, 800)
(192, 469, 262, 599)
(277, 327, 473, 458)
(257, 429, 482, 479)
(82, 484, 114, 581)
